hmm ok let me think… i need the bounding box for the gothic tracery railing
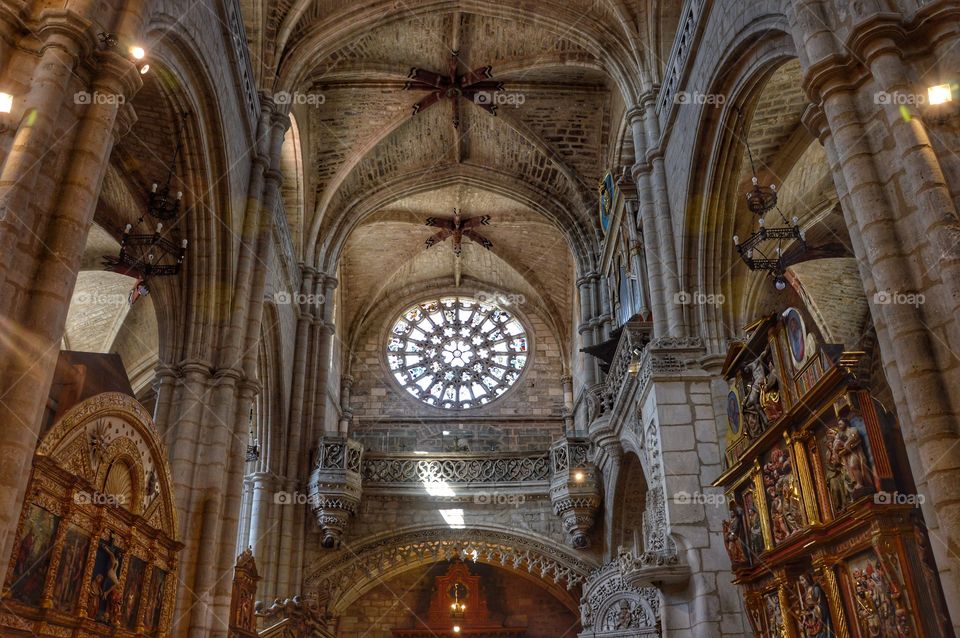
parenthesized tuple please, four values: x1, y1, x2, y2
(361, 451, 550, 485)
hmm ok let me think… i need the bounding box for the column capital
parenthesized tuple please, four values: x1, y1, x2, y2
(625, 106, 645, 124)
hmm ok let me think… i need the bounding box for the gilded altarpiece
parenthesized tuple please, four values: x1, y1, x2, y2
(715, 309, 953, 638)
(1, 392, 182, 638)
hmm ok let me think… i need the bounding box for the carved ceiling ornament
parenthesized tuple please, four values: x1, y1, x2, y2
(303, 526, 597, 614)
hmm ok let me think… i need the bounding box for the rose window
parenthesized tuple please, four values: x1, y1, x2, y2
(386, 296, 529, 409)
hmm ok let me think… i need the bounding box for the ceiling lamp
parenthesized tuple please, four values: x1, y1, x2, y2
(148, 112, 187, 219)
(103, 113, 189, 302)
(732, 109, 807, 291)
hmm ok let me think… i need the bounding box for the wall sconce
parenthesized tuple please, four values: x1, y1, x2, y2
(928, 83, 953, 105)
(923, 82, 958, 124)
(0, 91, 14, 133)
(129, 44, 150, 74)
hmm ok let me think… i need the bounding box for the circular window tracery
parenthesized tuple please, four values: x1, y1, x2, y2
(386, 296, 529, 409)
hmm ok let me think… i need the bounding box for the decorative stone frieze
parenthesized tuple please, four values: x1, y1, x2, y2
(578, 561, 661, 637)
(362, 451, 550, 486)
(550, 437, 601, 549)
(308, 437, 363, 548)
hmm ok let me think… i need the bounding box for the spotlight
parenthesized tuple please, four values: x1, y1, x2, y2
(573, 470, 585, 482)
(452, 626, 461, 634)
(928, 83, 953, 106)
(129, 45, 146, 60)
(139, 63, 150, 75)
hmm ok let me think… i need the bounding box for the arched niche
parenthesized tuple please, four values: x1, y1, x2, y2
(2, 392, 181, 635)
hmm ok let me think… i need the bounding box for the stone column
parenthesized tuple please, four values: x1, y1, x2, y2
(577, 274, 599, 387)
(641, 93, 684, 335)
(269, 266, 315, 598)
(0, 12, 142, 584)
(628, 106, 667, 337)
(788, 0, 960, 612)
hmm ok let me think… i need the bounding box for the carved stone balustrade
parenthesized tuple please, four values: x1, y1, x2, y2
(361, 451, 551, 489)
(549, 437, 601, 549)
(308, 437, 363, 548)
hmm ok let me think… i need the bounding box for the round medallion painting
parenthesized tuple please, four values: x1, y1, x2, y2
(727, 388, 741, 435)
(784, 308, 806, 365)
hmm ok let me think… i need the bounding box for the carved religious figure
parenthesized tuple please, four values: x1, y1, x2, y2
(833, 418, 874, 499)
(742, 346, 783, 436)
(794, 574, 833, 638)
(722, 501, 748, 565)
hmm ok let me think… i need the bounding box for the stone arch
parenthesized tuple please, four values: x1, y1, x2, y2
(303, 525, 598, 613)
(273, 1, 643, 101)
(317, 165, 596, 275)
(134, 16, 250, 367)
(680, 22, 799, 351)
(280, 113, 305, 259)
(608, 451, 648, 556)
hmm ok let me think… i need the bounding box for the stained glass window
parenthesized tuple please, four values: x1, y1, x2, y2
(386, 296, 529, 409)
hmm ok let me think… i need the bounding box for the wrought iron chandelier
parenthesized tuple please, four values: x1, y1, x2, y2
(148, 113, 187, 219)
(732, 109, 807, 290)
(103, 113, 189, 302)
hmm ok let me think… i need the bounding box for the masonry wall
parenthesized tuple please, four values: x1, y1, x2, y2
(348, 304, 567, 453)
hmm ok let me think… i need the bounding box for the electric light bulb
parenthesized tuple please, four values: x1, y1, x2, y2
(129, 46, 145, 60)
(156, 222, 163, 232)
(733, 235, 740, 245)
(775, 278, 787, 291)
(152, 183, 158, 192)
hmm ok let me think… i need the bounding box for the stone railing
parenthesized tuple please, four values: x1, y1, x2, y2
(361, 451, 550, 486)
(656, 0, 707, 115)
(592, 322, 652, 418)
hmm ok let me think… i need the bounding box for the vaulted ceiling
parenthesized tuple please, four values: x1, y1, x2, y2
(243, 1, 671, 349)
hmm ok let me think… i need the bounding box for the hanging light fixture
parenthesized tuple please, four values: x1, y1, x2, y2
(731, 108, 807, 291)
(103, 113, 189, 302)
(449, 587, 466, 619)
(148, 112, 187, 219)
